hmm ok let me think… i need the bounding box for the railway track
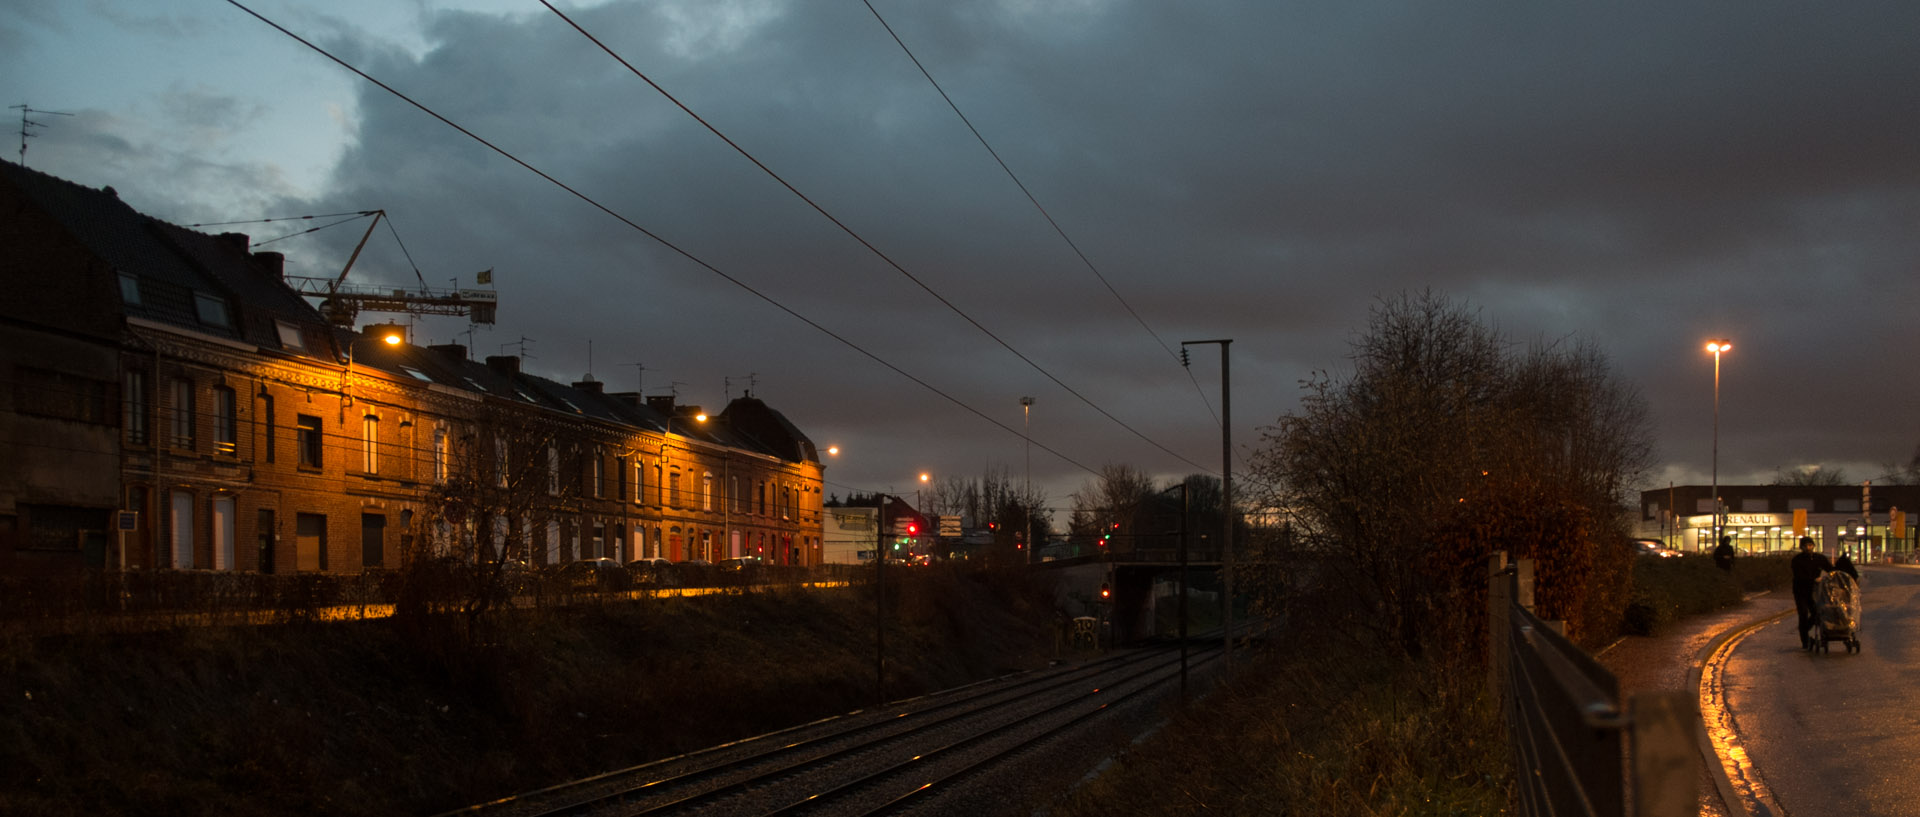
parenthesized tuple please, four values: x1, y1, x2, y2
(444, 637, 1226, 817)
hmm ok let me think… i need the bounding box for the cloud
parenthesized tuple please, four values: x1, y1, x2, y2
(20, 0, 1920, 504)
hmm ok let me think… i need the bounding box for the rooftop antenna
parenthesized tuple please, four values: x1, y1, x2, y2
(10, 104, 74, 167)
(502, 336, 535, 360)
(724, 373, 760, 399)
(668, 381, 687, 400)
(628, 362, 646, 395)
(584, 339, 595, 382)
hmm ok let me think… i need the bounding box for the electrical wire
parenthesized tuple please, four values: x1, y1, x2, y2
(223, 0, 1117, 481)
(859, 1, 1234, 447)
(537, 0, 1212, 477)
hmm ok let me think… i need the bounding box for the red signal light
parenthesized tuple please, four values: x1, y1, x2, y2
(1099, 582, 1112, 600)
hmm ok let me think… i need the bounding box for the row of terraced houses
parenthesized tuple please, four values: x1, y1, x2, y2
(1, 160, 828, 576)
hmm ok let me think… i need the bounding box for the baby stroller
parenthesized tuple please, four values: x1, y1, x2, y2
(1812, 571, 1861, 654)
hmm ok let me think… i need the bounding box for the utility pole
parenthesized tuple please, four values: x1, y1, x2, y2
(1182, 339, 1232, 666)
(1021, 396, 1034, 565)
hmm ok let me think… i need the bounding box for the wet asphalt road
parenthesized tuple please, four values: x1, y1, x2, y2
(1725, 566, 1920, 817)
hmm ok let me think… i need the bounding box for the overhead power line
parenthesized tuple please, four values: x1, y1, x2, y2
(536, 0, 1212, 477)
(223, 0, 1113, 481)
(858, 2, 1234, 448)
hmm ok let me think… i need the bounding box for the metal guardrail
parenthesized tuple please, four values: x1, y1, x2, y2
(1489, 553, 1696, 817)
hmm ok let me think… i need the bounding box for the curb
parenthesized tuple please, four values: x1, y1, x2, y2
(1688, 592, 1793, 817)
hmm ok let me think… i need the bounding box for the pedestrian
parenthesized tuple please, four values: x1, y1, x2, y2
(1713, 536, 1735, 572)
(1791, 536, 1834, 651)
(1836, 550, 1859, 581)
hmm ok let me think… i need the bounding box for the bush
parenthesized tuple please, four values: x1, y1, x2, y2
(1619, 553, 1790, 636)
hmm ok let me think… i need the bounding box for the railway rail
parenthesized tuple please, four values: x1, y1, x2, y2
(444, 636, 1227, 817)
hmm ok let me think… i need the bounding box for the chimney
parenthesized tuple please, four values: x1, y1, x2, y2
(646, 395, 676, 414)
(608, 392, 642, 408)
(217, 232, 251, 252)
(251, 251, 285, 279)
(572, 377, 603, 394)
(485, 355, 521, 377)
(430, 344, 467, 361)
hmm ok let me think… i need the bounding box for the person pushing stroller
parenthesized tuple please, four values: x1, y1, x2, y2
(1791, 536, 1834, 650)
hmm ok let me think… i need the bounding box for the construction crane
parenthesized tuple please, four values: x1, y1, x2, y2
(278, 210, 498, 326)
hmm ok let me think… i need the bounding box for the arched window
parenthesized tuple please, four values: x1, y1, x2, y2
(432, 427, 448, 484)
(703, 472, 714, 512)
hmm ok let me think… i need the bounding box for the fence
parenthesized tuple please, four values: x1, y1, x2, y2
(1488, 553, 1697, 817)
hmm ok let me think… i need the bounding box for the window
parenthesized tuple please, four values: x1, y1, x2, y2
(592, 452, 604, 498)
(1740, 498, 1768, 513)
(213, 387, 237, 455)
(125, 369, 149, 445)
(546, 444, 559, 495)
(17, 367, 113, 425)
(1788, 498, 1814, 511)
(193, 292, 231, 328)
(171, 379, 195, 449)
(433, 427, 448, 484)
(654, 464, 664, 506)
(703, 472, 714, 512)
(119, 272, 142, 305)
(361, 415, 379, 474)
(669, 468, 681, 509)
(261, 394, 275, 462)
(1834, 499, 1861, 513)
(275, 320, 305, 351)
(296, 414, 322, 468)
(496, 436, 510, 488)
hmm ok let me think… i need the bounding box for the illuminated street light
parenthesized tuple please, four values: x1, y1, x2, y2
(1020, 397, 1035, 563)
(1707, 339, 1732, 550)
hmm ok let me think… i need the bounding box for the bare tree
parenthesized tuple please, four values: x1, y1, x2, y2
(1250, 291, 1653, 660)
(402, 403, 584, 639)
(1771, 465, 1852, 486)
(1881, 446, 1920, 486)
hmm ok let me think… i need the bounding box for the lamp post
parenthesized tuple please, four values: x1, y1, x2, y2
(1020, 397, 1034, 564)
(1706, 340, 1731, 551)
(660, 412, 706, 560)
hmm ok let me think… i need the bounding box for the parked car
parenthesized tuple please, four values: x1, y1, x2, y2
(627, 557, 677, 586)
(553, 557, 632, 591)
(716, 555, 763, 573)
(1633, 539, 1680, 558)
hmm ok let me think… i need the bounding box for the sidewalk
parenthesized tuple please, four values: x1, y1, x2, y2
(1594, 589, 1795, 817)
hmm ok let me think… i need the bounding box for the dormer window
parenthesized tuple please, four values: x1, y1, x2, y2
(275, 320, 305, 351)
(194, 292, 231, 328)
(119, 272, 142, 305)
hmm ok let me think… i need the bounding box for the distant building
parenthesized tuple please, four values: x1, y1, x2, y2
(1638, 483, 1918, 557)
(0, 160, 825, 575)
(822, 506, 876, 564)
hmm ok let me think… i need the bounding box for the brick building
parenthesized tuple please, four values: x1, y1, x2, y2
(1, 160, 826, 575)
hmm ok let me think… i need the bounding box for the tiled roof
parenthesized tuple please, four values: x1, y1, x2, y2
(0, 160, 335, 353)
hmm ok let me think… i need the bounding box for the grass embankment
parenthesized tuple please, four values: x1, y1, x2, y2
(1050, 553, 1796, 816)
(0, 568, 1056, 817)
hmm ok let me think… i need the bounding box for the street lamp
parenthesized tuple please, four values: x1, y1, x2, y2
(1706, 339, 1732, 551)
(1021, 397, 1034, 564)
(660, 412, 706, 559)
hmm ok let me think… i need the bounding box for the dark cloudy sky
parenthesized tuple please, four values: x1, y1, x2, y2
(8, 1, 1919, 513)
